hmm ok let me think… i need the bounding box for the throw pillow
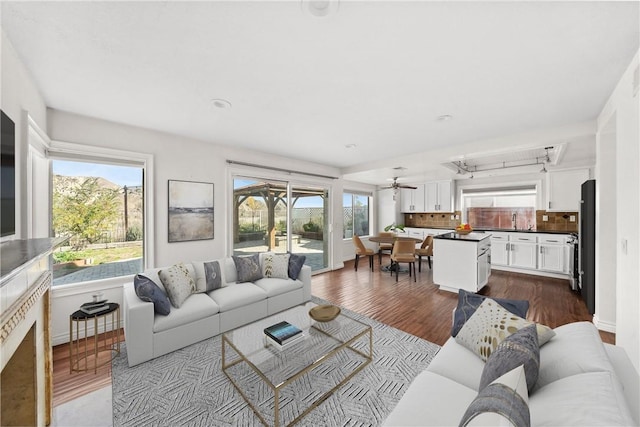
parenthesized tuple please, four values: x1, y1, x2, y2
(158, 263, 195, 308)
(480, 324, 539, 392)
(451, 289, 530, 337)
(455, 298, 555, 361)
(232, 254, 263, 283)
(133, 274, 171, 315)
(262, 253, 290, 279)
(203, 260, 224, 291)
(288, 253, 306, 280)
(460, 365, 530, 427)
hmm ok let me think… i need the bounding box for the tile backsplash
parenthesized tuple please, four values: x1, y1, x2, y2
(404, 212, 461, 228)
(535, 210, 579, 232)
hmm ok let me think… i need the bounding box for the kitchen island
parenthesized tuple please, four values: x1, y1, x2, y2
(433, 232, 491, 293)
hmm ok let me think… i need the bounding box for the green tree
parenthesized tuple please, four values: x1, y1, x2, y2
(53, 177, 120, 248)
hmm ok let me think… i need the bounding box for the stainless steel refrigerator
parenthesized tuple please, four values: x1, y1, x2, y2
(579, 179, 596, 314)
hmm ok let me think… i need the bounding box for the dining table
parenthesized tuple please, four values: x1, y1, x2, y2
(368, 235, 423, 273)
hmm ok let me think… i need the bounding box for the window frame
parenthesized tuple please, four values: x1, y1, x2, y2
(47, 140, 155, 287)
(343, 191, 372, 239)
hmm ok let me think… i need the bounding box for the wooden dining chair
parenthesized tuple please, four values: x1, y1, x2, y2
(377, 231, 395, 264)
(390, 240, 417, 282)
(352, 234, 375, 271)
(416, 235, 433, 272)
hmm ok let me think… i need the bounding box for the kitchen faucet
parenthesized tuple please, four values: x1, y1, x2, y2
(512, 212, 517, 230)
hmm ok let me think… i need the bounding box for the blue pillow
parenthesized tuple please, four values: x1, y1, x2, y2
(288, 253, 306, 280)
(232, 254, 262, 283)
(451, 289, 529, 337)
(133, 274, 171, 315)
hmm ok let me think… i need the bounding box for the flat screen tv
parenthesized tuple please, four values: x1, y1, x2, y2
(1, 110, 16, 238)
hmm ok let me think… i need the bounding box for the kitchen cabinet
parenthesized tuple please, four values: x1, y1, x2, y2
(433, 232, 491, 293)
(400, 184, 425, 213)
(490, 233, 510, 266)
(425, 180, 453, 212)
(538, 235, 569, 273)
(546, 169, 589, 212)
(491, 233, 537, 270)
(509, 239, 538, 270)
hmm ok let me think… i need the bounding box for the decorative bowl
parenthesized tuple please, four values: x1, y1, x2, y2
(309, 305, 340, 322)
(455, 228, 473, 235)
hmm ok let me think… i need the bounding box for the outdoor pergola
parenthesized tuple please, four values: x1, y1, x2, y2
(233, 181, 327, 250)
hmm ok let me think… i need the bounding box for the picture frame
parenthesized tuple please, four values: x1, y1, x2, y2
(168, 180, 214, 242)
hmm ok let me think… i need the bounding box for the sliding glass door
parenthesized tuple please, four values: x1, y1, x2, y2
(232, 177, 329, 272)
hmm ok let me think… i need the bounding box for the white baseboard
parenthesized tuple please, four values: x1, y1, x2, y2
(593, 314, 616, 333)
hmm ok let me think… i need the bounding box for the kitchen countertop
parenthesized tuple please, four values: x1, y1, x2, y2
(433, 232, 491, 242)
(408, 226, 576, 235)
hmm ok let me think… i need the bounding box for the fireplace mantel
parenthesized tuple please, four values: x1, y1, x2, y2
(1, 238, 57, 426)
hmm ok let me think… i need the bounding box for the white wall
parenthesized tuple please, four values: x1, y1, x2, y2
(597, 50, 640, 373)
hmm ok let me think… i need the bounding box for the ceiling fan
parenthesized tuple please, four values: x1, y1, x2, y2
(380, 177, 417, 191)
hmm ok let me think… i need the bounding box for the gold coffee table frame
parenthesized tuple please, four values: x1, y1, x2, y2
(222, 303, 373, 427)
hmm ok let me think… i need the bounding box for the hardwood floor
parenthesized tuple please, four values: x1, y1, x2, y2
(52, 258, 614, 406)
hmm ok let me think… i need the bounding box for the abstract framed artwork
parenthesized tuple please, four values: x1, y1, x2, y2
(168, 180, 214, 242)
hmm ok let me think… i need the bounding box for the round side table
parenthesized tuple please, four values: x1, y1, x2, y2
(69, 302, 121, 374)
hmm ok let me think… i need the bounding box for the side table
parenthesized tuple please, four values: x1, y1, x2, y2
(69, 303, 121, 374)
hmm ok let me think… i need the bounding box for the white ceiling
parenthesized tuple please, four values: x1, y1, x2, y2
(2, 1, 639, 185)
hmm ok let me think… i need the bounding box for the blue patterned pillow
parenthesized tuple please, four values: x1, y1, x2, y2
(133, 274, 171, 315)
(288, 253, 306, 280)
(232, 254, 263, 283)
(451, 289, 530, 337)
(460, 365, 530, 427)
(480, 324, 540, 392)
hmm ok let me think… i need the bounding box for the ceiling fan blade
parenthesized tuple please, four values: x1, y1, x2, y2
(399, 184, 418, 189)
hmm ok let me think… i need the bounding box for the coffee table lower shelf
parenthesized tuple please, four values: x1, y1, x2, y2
(222, 323, 372, 427)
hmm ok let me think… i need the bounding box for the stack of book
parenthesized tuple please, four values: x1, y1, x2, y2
(264, 321, 304, 350)
(80, 300, 110, 315)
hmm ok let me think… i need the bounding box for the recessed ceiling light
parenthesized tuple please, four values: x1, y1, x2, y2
(344, 144, 357, 149)
(436, 114, 453, 122)
(301, 0, 339, 17)
(211, 99, 232, 109)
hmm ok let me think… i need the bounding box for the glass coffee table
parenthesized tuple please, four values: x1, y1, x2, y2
(222, 302, 373, 426)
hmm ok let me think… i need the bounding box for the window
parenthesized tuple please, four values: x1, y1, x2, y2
(50, 151, 151, 286)
(343, 192, 370, 238)
(461, 186, 537, 230)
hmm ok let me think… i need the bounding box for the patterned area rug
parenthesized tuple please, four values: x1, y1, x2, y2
(112, 297, 440, 426)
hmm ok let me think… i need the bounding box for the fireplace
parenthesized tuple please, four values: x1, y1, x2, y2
(1, 238, 55, 426)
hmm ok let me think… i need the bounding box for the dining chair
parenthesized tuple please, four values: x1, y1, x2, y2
(352, 234, 375, 271)
(377, 231, 395, 264)
(390, 240, 417, 282)
(416, 235, 433, 272)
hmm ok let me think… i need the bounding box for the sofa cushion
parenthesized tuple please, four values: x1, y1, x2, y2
(480, 324, 539, 393)
(382, 371, 477, 426)
(456, 299, 555, 361)
(153, 293, 220, 333)
(133, 274, 171, 315)
(232, 254, 263, 283)
(460, 365, 530, 427)
(253, 277, 302, 297)
(426, 337, 486, 391)
(159, 263, 196, 308)
(261, 253, 290, 279)
(288, 253, 306, 280)
(451, 289, 530, 337)
(192, 260, 226, 292)
(535, 321, 616, 391)
(208, 282, 267, 311)
(529, 372, 636, 426)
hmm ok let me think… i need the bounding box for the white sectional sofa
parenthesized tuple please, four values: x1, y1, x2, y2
(384, 321, 640, 426)
(123, 255, 311, 366)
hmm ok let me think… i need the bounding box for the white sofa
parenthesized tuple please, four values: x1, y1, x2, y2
(384, 321, 640, 426)
(123, 256, 312, 366)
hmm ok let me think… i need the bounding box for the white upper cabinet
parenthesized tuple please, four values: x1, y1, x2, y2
(425, 180, 453, 212)
(546, 169, 589, 212)
(400, 184, 425, 213)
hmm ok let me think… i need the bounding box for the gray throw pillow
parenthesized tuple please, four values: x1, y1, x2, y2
(133, 274, 171, 315)
(451, 289, 530, 337)
(288, 253, 306, 280)
(203, 260, 223, 291)
(480, 324, 539, 392)
(460, 365, 530, 427)
(158, 263, 195, 308)
(232, 254, 262, 283)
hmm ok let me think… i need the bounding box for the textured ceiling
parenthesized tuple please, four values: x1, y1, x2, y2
(2, 1, 638, 184)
